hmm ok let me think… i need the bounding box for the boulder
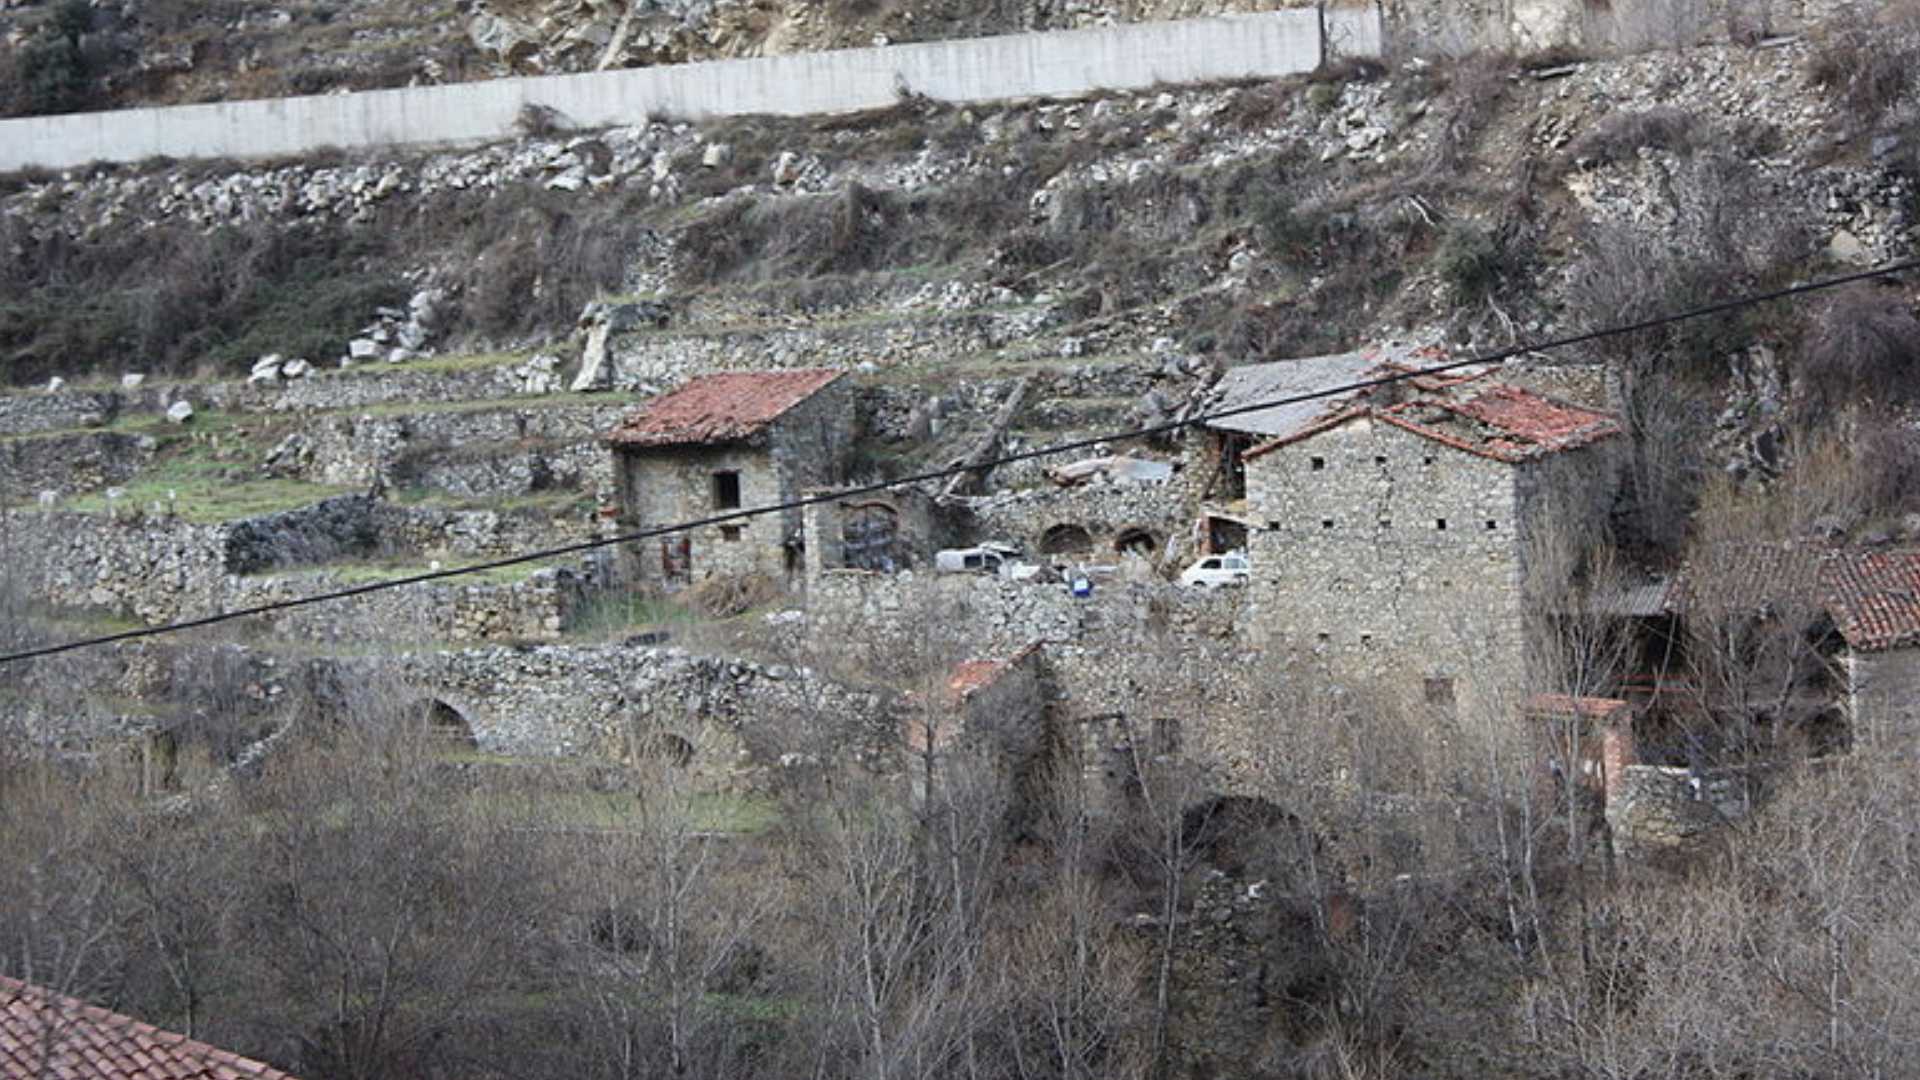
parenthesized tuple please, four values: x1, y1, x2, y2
(348, 338, 381, 360)
(121, 373, 146, 389)
(165, 400, 195, 424)
(282, 357, 312, 379)
(45, 376, 64, 393)
(701, 142, 734, 168)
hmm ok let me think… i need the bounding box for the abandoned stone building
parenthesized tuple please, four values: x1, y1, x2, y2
(607, 368, 855, 586)
(1236, 372, 1623, 718)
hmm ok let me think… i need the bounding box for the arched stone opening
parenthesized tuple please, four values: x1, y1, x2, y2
(842, 502, 902, 571)
(1114, 528, 1159, 557)
(1181, 794, 1316, 877)
(419, 699, 476, 748)
(1040, 523, 1095, 556)
(634, 730, 695, 767)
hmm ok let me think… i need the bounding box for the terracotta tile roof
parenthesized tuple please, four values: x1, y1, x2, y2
(1244, 380, 1620, 461)
(1674, 545, 1920, 653)
(1821, 550, 1920, 652)
(607, 369, 844, 448)
(0, 975, 297, 1080)
(1243, 382, 1620, 464)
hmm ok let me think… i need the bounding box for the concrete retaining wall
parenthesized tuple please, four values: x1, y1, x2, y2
(0, 8, 1381, 172)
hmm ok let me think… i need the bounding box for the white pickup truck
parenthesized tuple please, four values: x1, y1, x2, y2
(934, 544, 1047, 581)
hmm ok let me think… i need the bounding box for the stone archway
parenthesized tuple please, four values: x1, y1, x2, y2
(1114, 527, 1159, 558)
(418, 699, 476, 748)
(1040, 523, 1095, 556)
(633, 729, 695, 767)
(1180, 794, 1314, 876)
(842, 502, 902, 571)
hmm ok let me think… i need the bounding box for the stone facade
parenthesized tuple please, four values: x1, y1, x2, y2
(1841, 647, 1920, 750)
(610, 372, 856, 587)
(1241, 405, 1620, 721)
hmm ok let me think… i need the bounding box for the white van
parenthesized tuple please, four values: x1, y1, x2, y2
(1179, 552, 1251, 588)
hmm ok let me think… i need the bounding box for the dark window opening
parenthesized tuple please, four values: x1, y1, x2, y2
(1486, 520, 1498, 531)
(1150, 717, 1181, 756)
(1379, 519, 1392, 529)
(1322, 519, 1335, 529)
(1316, 632, 1331, 644)
(720, 524, 743, 542)
(1422, 456, 1434, 466)
(712, 471, 741, 510)
(1359, 634, 1373, 647)
(1374, 455, 1387, 465)
(1041, 523, 1095, 556)
(1435, 518, 1448, 531)
(1310, 456, 1326, 471)
(1424, 677, 1456, 709)
(1115, 529, 1159, 557)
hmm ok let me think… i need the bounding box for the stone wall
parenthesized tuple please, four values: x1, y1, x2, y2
(268, 401, 626, 498)
(1242, 416, 1531, 717)
(0, 430, 157, 500)
(0, 9, 1363, 171)
(4, 503, 592, 642)
(602, 307, 1055, 392)
(1842, 647, 1920, 750)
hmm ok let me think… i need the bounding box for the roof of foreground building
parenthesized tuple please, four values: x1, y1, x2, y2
(0, 975, 297, 1080)
(607, 368, 844, 449)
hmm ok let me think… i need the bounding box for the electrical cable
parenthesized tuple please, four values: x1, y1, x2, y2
(4, 256, 1917, 665)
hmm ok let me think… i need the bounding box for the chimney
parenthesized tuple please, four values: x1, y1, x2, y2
(1600, 706, 1637, 808)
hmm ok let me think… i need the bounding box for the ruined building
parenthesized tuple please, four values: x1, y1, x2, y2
(607, 369, 855, 586)
(1235, 367, 1623, 718)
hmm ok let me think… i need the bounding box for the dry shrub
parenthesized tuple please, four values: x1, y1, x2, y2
(1806, 2, 1920, 127)
(1795, 286, 1920, 418)
(1563, 107, 1702, 166)
(439, 187, 652, 338)
(686, 572, 781, 618)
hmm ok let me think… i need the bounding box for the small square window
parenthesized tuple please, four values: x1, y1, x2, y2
(1374, 455, 1388, 466)
(1310, 456, 1326, 471)
(1267, 521, 1281, 531)
(1486, 520, 1498, 531)
(712, 471, 742, 510)
(719, 524, 743, 542)
(1422, 456, 1435, 466)
(1316, 632, 1331, 644)
(1435, 518, 1448, 531)
(1378, 519, 1392, 529)
(1322, 519, 1335, 529)
(1359, 633, 1373, 647)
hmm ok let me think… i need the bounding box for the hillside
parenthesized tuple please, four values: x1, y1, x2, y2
(6, 6, 1920, 1080)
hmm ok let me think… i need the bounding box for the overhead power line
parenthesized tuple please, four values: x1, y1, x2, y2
(4, 257, 1918, 666)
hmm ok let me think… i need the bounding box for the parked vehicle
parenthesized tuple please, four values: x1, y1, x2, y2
(1179, 552, 1251, 588)
(935, 543, 1042, 580)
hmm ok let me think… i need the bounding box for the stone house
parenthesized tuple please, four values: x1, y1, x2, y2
(1237, 374, 1623, 718)
(606, 369, 855, 586)
(903, 644, 1052, 810)
(1825, 550, 1920, 747)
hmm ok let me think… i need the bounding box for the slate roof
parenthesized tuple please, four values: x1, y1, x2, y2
(1204, 343, 1485, 437)
(0, 975, 296, 1080)
(607, 369, 843, 448)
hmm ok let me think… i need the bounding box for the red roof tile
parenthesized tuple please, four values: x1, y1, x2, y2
(1242, 382, 1620, 464)
(607, 369, 844, 448)
(0, 976, 297, 1080)
(1822, 550, 1920, 652)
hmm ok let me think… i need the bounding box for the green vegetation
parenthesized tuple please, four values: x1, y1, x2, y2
(65, 461, 350, 522)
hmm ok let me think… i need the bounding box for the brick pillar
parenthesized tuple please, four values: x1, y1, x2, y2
(1600, 708, 1637, 808)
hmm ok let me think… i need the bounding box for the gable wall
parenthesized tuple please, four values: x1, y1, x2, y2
(1241, 417, 1528, 715)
